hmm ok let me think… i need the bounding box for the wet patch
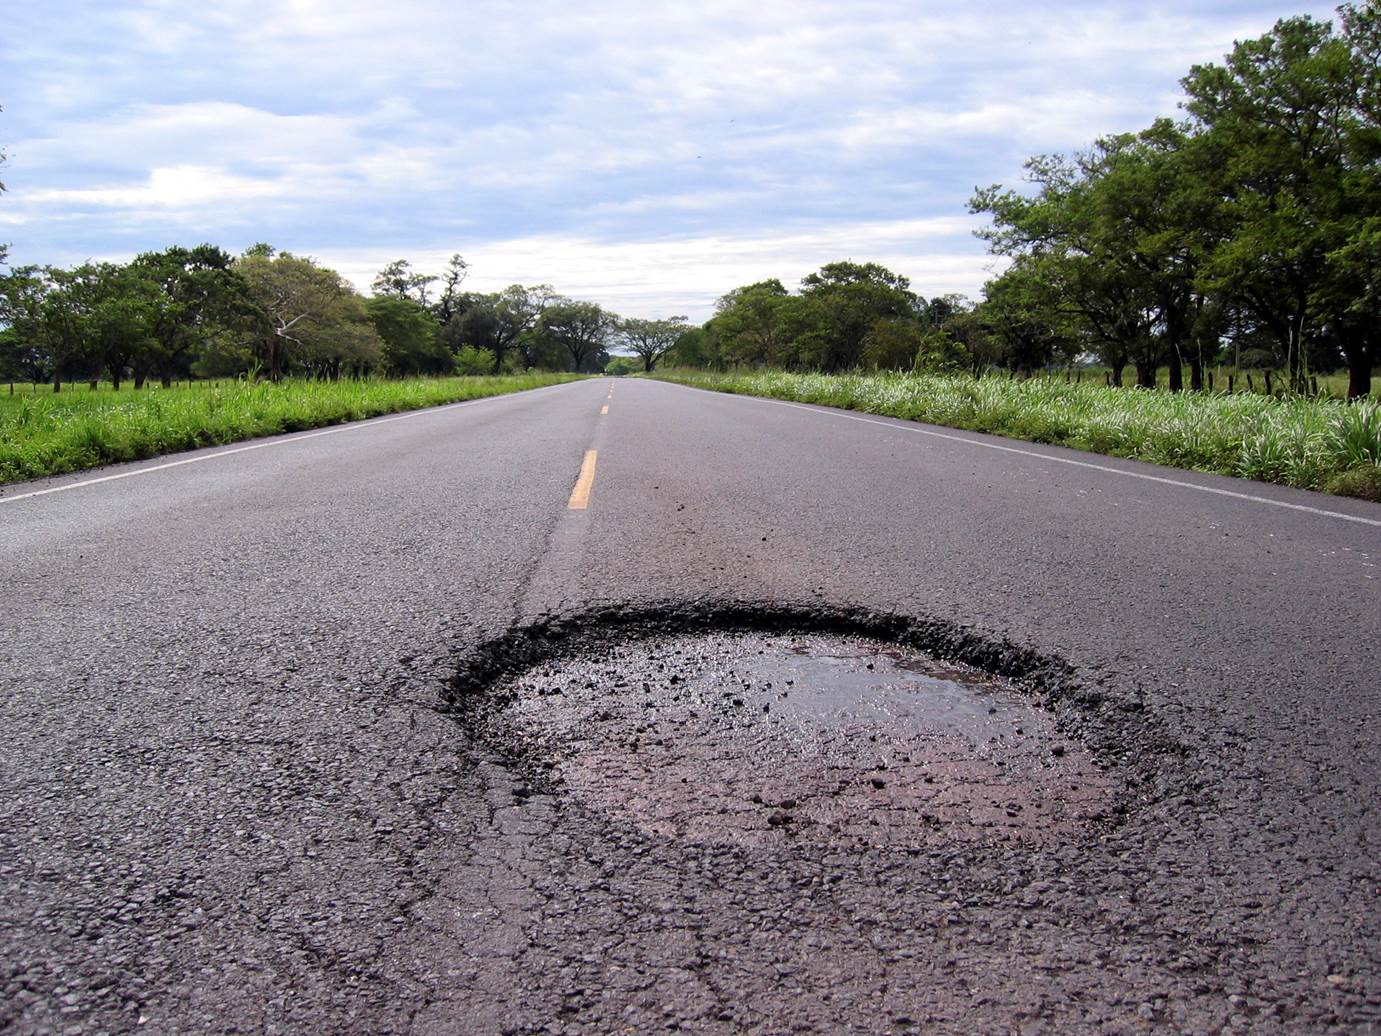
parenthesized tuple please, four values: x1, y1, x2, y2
(493, 629, 1117, 849)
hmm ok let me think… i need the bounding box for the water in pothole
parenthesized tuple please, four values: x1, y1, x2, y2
(502, 630, 1116, 849)
(712, 640, 1031, 738)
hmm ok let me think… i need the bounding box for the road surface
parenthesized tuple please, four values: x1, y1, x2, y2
(2, 376, 1377, 1034)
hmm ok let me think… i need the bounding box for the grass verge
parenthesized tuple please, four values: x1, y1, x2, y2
(648, 369, 1381, 502)
(0, 374, 586, 486)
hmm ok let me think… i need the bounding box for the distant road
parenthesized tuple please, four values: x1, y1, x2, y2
(3, 377, 1377, 1033)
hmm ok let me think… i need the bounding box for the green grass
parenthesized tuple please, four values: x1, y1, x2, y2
(0, 373, 586, 486)
(648, 368, 1381, 502)
(1065, 365, 1378, 398)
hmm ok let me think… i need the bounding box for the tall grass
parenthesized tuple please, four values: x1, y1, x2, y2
(0, 374, 585, 485)
(650, 369, 1381, 501)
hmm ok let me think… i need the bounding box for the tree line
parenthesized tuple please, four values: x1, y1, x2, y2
(0, 247, 690, 389)
(672, 6, 1379, 399)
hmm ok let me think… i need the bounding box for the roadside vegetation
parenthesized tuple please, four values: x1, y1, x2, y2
(0, 248, 687, 390)
(650, 369, 1381, 501)
(637, 9, 1380, 501)
(661, 7, 1378, 404)
(0, 373, 582, 486)
(0, 246, 682, 485)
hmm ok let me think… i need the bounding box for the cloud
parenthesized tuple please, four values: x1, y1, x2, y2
(0, 0, 1343, 317)
(323, 216, 997, 321)
(26, 165, 288, 211)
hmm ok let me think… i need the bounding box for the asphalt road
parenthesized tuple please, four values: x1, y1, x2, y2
(1, 376, 1377, 1035)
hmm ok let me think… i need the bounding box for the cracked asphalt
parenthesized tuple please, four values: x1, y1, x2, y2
(1, 376, 1378, 1034)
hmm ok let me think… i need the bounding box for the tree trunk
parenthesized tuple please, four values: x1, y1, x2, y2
(1135, 363, 1156, 389)
(1167, 359, 1183, 392)
(1338, 333, 1375, 400)
(134, 374, 146, 390)
(1190, 352, 1204, 392)
(1109, 365, 1124, 388)
(1349, 354, 1374, 400)
(52, 378, 62, 393)
(161, 373, 173, 389)
(1286, 306, 1307, 394)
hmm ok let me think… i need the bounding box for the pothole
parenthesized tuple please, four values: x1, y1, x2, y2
(490, 627, 1118, 850)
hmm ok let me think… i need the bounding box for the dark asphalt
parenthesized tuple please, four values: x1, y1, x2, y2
(1, 376, 1377, 1035)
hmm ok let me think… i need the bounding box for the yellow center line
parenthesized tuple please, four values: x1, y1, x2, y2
(567, 449, 598, 510)
(600, 404, 609, 415)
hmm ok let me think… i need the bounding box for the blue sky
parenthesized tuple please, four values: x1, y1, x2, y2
(1, 1, 1341, 320)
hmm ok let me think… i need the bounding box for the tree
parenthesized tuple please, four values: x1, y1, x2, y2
(665, 326, 712, 367)
(1076, 121, 1224, 390)
(449, 284, 560, 371)
(973, 154, 1163, 386)
(1323, 2, 1381, 398)
(0, 265, 119, 390)
(0, 266, 58, 385)
(942, 302, 1007, 378)
(367, 295, 450, 375)
(860, 318, 928, 370)
(132, 245, 254, 388)
(237, 249, 380, 379)
(618, 315, 688, 372)
(37, 266, 99, 390)
(978, 265, 1075, 375)
(371, 259, 437, 307)
(537, 299, 614, 372)
(84, 263, 161, 389)
(709, 280, 791, 366)
(1182, 11, 1372, 392)
(797, 261, 918, 371)
(432, 254, 470, 326)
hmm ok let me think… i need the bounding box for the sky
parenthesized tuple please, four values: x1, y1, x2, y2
(0, 1, 1343, 321)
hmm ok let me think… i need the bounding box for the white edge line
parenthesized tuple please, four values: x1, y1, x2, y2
(682, 385, 1381, 529)
(0, 381, 579, 506)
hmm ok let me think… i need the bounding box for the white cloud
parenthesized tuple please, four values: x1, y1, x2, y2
(1, 0, 1343, 312)
(322, 216, 996, 320)
(26, 165, 288, 210)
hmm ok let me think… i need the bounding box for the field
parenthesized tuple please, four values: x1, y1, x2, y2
(649, 369, 1381, 501)
(0, 374, 585, 486)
